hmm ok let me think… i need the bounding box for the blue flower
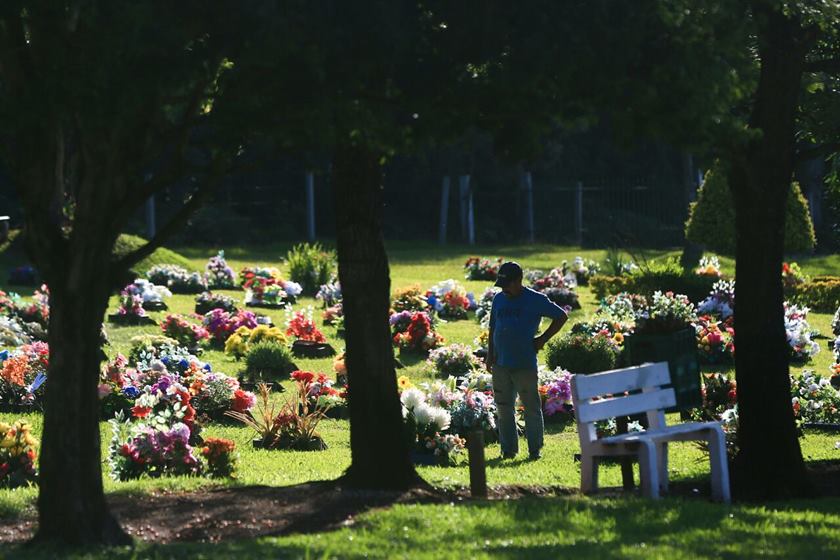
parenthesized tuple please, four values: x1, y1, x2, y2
(179, 359, 189, 369)
(123, 386, 140, 399)
(0, 350, 9, 363)
(26, 373, 47, 394)
(203, 363, 212, 371)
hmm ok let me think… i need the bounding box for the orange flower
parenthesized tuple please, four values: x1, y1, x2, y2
(0, 355, 29, 387)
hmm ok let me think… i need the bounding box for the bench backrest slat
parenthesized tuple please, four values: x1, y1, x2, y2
(572, 362, 671, 400)
(575, 387, 676, 423)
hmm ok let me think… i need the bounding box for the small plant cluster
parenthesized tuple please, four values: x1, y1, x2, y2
(634, 291, 697, 335)
(390, 310, 444, 353)
(0, 420, 38, 487)
(204, 251, 236, 289)
(697, 279, 735, 320)
(239, 265, 280, 287)
(0, 343, 49, 408)
(690, 373, 739, 458)
(426, 279, 475, 320)
(285, 307, 326, 342)
(160, 314, 211, 348)
(791, 370, 840, 425)
(391, 285, 429, 313)
(147, 265, 208, 294)
(315, 280, 342, 307)
(286, 243, 335, 296)
(225, 324, 288, 359)
(782, 261, 808, 291)
(195, 291, 238, 315)
(545, 333, 618, 374)
(399, 374, 496, 465)
(244, 277, 295, 308)
(694, 315, 735, 364)
(463, 257, 503, 281)
(426, 344, 483, 380)
(227, 373, 338, 451)
(123, 279, 171, 309)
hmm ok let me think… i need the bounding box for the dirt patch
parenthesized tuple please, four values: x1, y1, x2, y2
(2, 461, 839, 545)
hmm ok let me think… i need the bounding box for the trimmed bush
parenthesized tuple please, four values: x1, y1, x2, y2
(244, 342, 296, 382)
(590, 270, 715, 304)
(544, 333, 618, 374)
(286, 243, 335, 296)
(685, 163, 816, 255)
(790, 276, 840, 313)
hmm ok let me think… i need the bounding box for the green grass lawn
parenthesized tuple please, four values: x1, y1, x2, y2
(1, 242, 840, 557)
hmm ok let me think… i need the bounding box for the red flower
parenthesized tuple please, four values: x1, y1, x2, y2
(232, 389, 256, 412)
(131, 405, 152, 418)
(291, 370, 316, 385)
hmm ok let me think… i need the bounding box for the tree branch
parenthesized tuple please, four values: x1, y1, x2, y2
(112, 159, 227, 276)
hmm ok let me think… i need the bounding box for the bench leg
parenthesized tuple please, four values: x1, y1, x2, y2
(580, 454, 599, 494)
(658, 442, 669, 493)
(708, 427, 731, 503)
(637, 441, 660, 500)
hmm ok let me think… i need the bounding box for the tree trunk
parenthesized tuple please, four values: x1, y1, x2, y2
(730, 4, 812, 500)
(32, 242, 130, 544)
(332, 142, 422, 490)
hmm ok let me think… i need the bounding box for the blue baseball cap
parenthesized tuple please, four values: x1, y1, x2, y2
(494, 261, 523, 288)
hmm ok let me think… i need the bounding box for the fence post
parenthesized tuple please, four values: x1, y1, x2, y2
(305, 171, 316, 242)
(438, 176, 450, 245)
(145, 196, 156, 239)
(467, 183, 475, 246)
(522, 171, 535, 243)
(459, 174, 470, 241)
(574, 181, 583, 246)
(467, 430, 487, 498)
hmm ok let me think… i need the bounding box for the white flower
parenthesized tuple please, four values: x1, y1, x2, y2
(429, 407, 451, 431)
(400, 388, 426, 411)
(412, 403, 433, 426)
(720, 407, 738, 425)
(283, 281, 303, 297)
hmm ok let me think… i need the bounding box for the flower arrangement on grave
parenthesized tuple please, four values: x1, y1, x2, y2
(449, 389, 496, 436)
(697, 279, 735, 320)
(0, 290, 18, 316)
(790, 370, 840, 424)
(634, 291, 697, 335)
(195, 291, 238, 315)
(239, 265, 280, 287)
(785, 303, 820, 362)
(536, 366, 574, 420)
(322, 304, 343, 328)
(16, 285, 49, 327)
(474, 329, 489, 354)
(124, 279, 171, 309)
(696, 255, 722, 278)
(596, 292, 648, 324)
(244, 277, 289, 308)
(0, 420, 38, 488)
(204, 251, 236, 289)
(160, 314, 210, 348)
(569, 319, 629, 347)
(117, 290, 147, 318)
(528, 269, 581, 309)
(694, 316, 735, 364)
(147, 265, 207, 294)
(697, 373, 737, 419)
(316, 281, 342, 307)
(464, 257, 503, 281)
(782, 261, 807, 290)
(391, 285, 429, 313)
(285, 307, 326, 343)
(426, 280, 474, 320)
(568, 256, 600, 286)
(224, 324, 288, 359)
(426, 344, 483, 380)
(0, 343, 49, 407)
(203, 309, 259, 347)
(390, 311, 443, 353)
(305, 372, 347, 413)
(226, 377, 331, 451)
(474, 287, 498, 326)
(333, 352, 347, 386)
(400, 387, 458, 462)
(0, 316, 29, 347)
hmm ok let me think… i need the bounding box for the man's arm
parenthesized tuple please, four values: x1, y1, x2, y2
(534, 305, 571, 352)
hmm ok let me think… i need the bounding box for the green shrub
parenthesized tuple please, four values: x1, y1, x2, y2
(790, 276, 840, 313)
(113, 234, 193, 276)
(544, 334, 618, 374)
(590, 263, 716, 303)
(685, 162, 816, 255)
(245, 341, 296, 382)
(286, 243, 335, 296)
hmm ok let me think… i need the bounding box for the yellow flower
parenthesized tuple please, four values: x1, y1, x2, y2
(613, 332, 625, 344)
(397, 376, 412, 390)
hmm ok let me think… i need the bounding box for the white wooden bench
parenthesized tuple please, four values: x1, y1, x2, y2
(571, 361, 730, 502)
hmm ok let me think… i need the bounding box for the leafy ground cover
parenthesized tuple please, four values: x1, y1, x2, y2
(0, 242, 839, 557)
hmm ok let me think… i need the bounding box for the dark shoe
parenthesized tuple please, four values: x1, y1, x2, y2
(501, 451, 517, 460)
(528, 451, 542, 461)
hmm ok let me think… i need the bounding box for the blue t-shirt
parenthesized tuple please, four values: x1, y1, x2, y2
(489, 287, 568, 369)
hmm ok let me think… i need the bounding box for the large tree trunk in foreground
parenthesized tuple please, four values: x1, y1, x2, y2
(333, 143, 421, 489)
(26, 201, 131, 544)
(730, 3, 812, 500)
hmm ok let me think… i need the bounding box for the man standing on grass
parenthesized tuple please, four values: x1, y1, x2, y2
(487, 261, 570, 460)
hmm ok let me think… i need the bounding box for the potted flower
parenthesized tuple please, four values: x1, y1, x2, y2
(286, 308, 334, 358)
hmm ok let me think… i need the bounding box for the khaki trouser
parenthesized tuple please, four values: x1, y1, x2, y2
(492, 365, 543, 456)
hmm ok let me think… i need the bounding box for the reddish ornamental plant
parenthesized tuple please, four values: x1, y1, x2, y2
(286, 311, 326, 342)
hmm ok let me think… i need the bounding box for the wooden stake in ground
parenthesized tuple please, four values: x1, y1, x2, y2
(467, 430, 487, 498)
